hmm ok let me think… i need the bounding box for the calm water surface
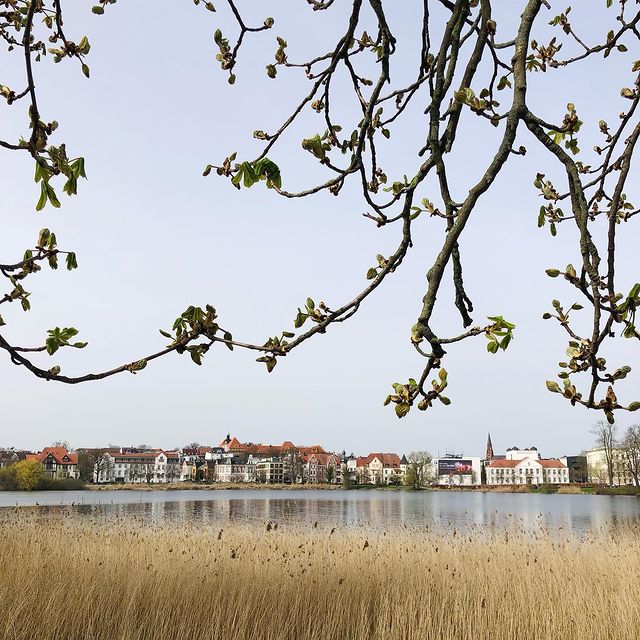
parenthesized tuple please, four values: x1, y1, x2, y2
(1, 489, 640, 533)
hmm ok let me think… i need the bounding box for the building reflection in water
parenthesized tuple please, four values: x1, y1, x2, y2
(2, 489, 640, 536)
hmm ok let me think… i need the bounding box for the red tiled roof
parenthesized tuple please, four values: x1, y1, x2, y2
(219, 437, 248, 452)
(486, 459, 520, 468)
(307, 453, 340, 465)
(31, 447, 78, 465)
(356, 453, 401, 468)
(538, 459, 567, 469)
(220, 437, 326, 457)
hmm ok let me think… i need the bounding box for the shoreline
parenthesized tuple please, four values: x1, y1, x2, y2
(2, 482, 638, 496)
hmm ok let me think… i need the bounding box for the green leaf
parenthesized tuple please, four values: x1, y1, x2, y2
(629, 401, 640, 412)
(36, 182, 48, 211)
(486, 340, 499, 354)
(46, 184, 61, 208)
(438, 396, 451, 406)
(91, 6, 105, 14)
(546, 380, 561, 393)
(545, 268, 560, 278)
(72, 341, 88, 349)
(223, 331, 234, 351)
(46, 337, 59, 356)
(366, 267, 378, 280)
(82, 63, 90, 78)
(65, 252, 78, 270)
(294, 310, 308, 329)
(395, 402, 410, 418)
(159, 329, 172, 339)
(231, 168, 243, 188)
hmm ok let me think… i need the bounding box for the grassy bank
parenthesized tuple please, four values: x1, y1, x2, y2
(1, 517, 639, 640)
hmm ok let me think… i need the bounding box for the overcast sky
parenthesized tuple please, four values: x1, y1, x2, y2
(1, 1, 637, 456)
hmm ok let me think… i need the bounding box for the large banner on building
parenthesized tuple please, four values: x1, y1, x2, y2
(438, 459, 473, 475)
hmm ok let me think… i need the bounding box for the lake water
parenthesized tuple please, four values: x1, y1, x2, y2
(1, 488, 639, 534)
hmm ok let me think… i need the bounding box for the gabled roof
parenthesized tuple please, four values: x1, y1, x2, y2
(306, 452, 340, 465)
(30, 447, 78, 465)
(220, 437, 248, 452)
(356, 453, 402, 468)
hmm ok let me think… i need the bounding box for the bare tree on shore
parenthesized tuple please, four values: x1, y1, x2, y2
(590, 420, 618, 485)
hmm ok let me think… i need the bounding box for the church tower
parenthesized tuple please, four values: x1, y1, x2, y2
(485, 433, 494, 462)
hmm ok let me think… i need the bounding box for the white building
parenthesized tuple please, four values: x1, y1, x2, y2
(485, 457, 569, 485)
(505, 447, 540, 461)
(585, 447, 636, 485)
(355, 453, 406, 485)
(432, 456, 482, 486)
(255, 458, 286, 483)
(95, 451, 181, 484)
(213, 457, 257, 483)
(153, 451, 180, 484)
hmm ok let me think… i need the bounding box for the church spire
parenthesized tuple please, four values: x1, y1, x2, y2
(485, 433, 494, 461)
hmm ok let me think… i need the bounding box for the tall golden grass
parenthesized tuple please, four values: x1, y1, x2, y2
(1, 513, 638, 640)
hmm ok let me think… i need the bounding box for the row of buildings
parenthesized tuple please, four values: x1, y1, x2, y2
(1, 432, 635, 487)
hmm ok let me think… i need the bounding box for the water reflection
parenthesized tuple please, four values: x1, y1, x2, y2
(1, 489, 639, 534)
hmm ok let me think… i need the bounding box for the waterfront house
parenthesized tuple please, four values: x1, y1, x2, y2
(355, 453, 405, 485)
(304, 452, 342, 484)
(26, 447, 79, 480)
(95, 451, 157, 483)
(154, 451, 181, 484)
(485, 457, 569, 485)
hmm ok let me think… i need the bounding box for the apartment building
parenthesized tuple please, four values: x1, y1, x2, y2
(95, 450, 180, 484)
(585, 447, 637, 486)
(304, 452, 342, 484)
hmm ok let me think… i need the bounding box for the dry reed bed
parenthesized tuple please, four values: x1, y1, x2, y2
(0, 513, 638, 640)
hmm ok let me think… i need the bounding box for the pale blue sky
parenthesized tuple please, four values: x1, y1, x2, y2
(1, 1, 637, 456)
